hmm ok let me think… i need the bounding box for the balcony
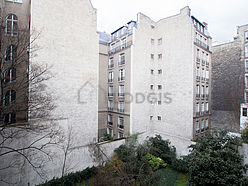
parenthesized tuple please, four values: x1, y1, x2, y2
(118, 60, 125, 66)
(196, 76, 200, 81)
(107, 121, 113, 125)
(108, 63, 114, 69)
(202, 60, 205, 66)
(108, 79, 113, 83)
(118, 77, 125, 82)
(201, 94, 205, 99)
(117, 108, 124, 113)
(108, 41, 132, 55)
(196, 94, 200, 99)
(118, 124, 124, 129)
(196, 57, 201, 64)
(195, 38, 210, 51)
(108, 107, 113, 111)
(201, 77, 205, 81)
(206, 62, 209, 67)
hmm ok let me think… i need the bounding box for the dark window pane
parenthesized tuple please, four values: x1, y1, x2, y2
(11, 90, 16, 102)
(243, 108, 247, 117)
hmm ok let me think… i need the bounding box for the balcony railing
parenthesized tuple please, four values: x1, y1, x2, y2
(200, 111, 204, 116)
(108, 79, 113, 83)
(117, 108, 124, 113)
(118, 124, 124, 129)
(202, 60, 205, 66)
(108, 41, 132, 55)
(108, 63, 114, 69)
(195, 38, 210, 51)
(201, 77, 205, 81)
(196, 94, 200, 98)
(118, 60, 125, 66)
(196, 112, 200, 117)
(118, 77, 125, 82)
(196, 76, 200, 81)
(201, 94, 205, 99)
(107, 121, 113, 125)
(206, 78, 209, 83)
(206, 62, 209, 67)
(108, 107, 113, 111)
(196, 57, 201, 64)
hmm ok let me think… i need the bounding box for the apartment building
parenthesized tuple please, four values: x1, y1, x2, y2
(98, 7, 212, 154)
(0, 0, 30, 125)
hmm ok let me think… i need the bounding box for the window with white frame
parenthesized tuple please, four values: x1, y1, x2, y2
(151, 39, 154, 45)
(108, 86, 113, 97)
(5, 0, 23, 3)
(245, 31, 248, 42)
(243, 108, 247, 117)
(246, 60, 248, 72)
(150, 84, 154, 90)
(205, 102, 209, 113)
(201, 86, 204, 98)
(107, 100, 113, 111)
(118, 116, 124, 129)
(196, 85, 200, 97)
(157, 116, 162, 121)
(151, 69, 154, 75)
(118, 101, 124, 113)
(196, 103, 200, 114)
(196, 67, 200, 80)
(205, 119, 209, 129)
(6, 14, 18, 36)
(201, 120, 204, 131)
(110, 43, 115, 51)
(158, 38, 162, 45)
(151, 54, 154, 60)
(246, 76, 248, 88)
(245, 44, 248, 58)
(195, 121, 200, 133)
(121, 38, 126, 49)
(158, 69, 162, 74)
(201, 103, 204, 115)
(119, 53, 125, 66)
(108, 72, 114, 82)
(119, 69, 125, 81)
(107, 128, 113, 137)
(118, 132, 124, 138)
(150, 116, 153, 120)
(108, 57, 114, 68)
(206, 70, 209, 81)
(206, 86, 209, 98)
(119, 85, 124, 97)
(158, 100, 162, 105)
(158, 54, 162, 60)
(158, 85, 162, 90)
(107, 114, 113, 125)
(201, 68, 205, 80)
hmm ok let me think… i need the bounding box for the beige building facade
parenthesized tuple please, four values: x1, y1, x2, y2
(98, 7, 212, 154)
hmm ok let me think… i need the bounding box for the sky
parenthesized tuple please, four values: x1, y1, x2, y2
(91, 0, 248, 45)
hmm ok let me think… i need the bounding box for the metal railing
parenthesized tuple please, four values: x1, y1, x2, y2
(196, 94, 200, 98)
(108, 63, 114, 69)
(117, 108, 124, 113)
(195, 38, 210, 51)
(107, 107, 113, 111)
(118, 60, 125, 66)
(118, 93, 125, 97)
(108, 41, 132, 55)
(196, 76, 200, 81)
(108, 79, 113, 83)
(196, 57, 201, 64)
(118, 124, 124, 129)
(118, 77, 125, 82)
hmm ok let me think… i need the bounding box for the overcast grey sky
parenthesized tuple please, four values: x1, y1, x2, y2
(91, 0, 248, 44)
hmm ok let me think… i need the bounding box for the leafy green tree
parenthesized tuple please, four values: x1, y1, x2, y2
(187, 131, 248, 186)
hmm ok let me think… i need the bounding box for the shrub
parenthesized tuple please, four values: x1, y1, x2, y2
(142, 153, 167, 169)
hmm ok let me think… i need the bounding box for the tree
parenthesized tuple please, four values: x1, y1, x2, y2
(187, 131, 248, 186)
(0, 5, 63, 184)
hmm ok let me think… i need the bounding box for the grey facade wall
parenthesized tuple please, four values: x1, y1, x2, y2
(211, 41, 243, 131)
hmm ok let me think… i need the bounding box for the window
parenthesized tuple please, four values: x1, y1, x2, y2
(158, 69, 162, 74)
(5, 0, 23, 3)
(157, 116, 162, 121)
(158, 54, 162, 60)
(245, 31, 248, 42)
(243, 108, 247, 117)
(201, 103, 204, 115)
(6, 14, 18, 36)
(108, 86, 113, 97)
(206, 70, 209, 81)
(151, 54, 154, 60)
(206, 86, 209, 98)
(150, 116, 153, 120)
(119, 85, 124, 97)
(107, 100, 113, 111)
(4, 90, 16, 106)
(195, 121, 200, 133)
(3, 113, 16, 125)
(158, 38, 162, 45)
(108, 72, 114, 83)
(108, 58, 114, 68)
(246, 92, 248, 103)
(118, 101, 124, 113)
(201, 86, 204, 98)
(121, 38, 126, 49)
(205, 102, 209, 113)
(151, 39, 154, 45)
(110, 43, 115, 50)
(245, 44, 248, 58)
(107, 114, 113, 125)
(151, 69, 154, 75)
(150, 84, 154, 90)
(5, 45, 17, 61)
(158, 85, 162, 90)
(4, 68, 16, 83)
(205, 119, 209, 129)
(107, 128, 113, 137)
(158, 100, 162, 105)
(201, 69, 205, 81)
(246, 60, 248, 72)
(201, 120, 204, 132)
(118, 132, 124, 138)
(119, 69, 125, 81)
(196, 85, 200, 98)
(246, 76, 248, 88)
(196, 67, 200, 80)
(119, 53, 125, 66)
(206, 54, 209, 65)
(118, 116, 124, 129)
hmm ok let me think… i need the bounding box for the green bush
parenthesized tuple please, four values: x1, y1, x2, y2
(142, 153, 167, 169)
(38, 166, 97, 186)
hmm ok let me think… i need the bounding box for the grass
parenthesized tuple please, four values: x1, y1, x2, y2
(152, 167, 188, 186)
